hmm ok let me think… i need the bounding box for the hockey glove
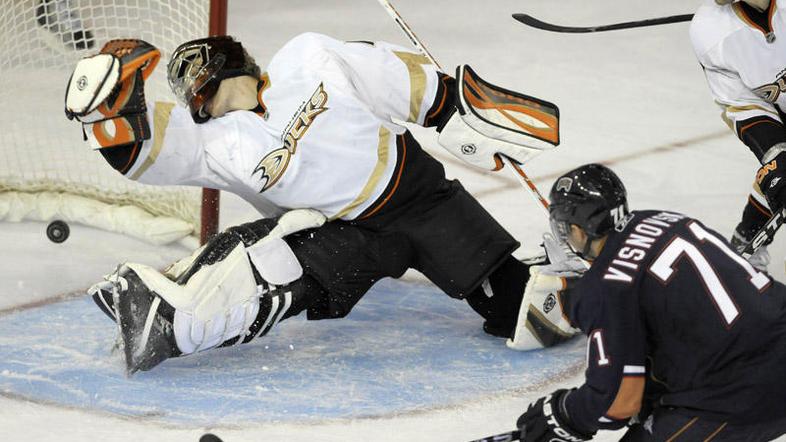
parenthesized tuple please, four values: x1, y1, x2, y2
(541, 232, 587, 277)
(65, 39, 160, 150)
(437, 65, 559, 171)
(517, 389, 594, 442)
(757, 148, 786, 211)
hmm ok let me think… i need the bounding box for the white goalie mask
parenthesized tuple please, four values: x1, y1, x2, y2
(715, 0, 771, 12)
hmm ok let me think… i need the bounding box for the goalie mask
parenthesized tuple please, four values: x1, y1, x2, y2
(167, 36, 260, 123)
(548, 164, 628, 259)
(715, 0, 770, 11)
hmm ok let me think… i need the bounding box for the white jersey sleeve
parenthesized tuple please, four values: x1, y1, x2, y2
(690, 0, 786, 162)
(281, 33, 443, 126)
(114, 101, 283, 218)
(690, 1, 783, 130)
(122, 101, 221, 187)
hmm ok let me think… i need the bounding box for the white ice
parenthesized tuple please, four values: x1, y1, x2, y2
(2, 0, 785, 441)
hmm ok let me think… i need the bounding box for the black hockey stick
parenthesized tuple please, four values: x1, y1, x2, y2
(740, 207, 786, 260)
(512, 13, 694, 33)
(468, 429, 522, 442)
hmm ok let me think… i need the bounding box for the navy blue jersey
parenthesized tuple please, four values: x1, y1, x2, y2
(563, 210, 786, 432)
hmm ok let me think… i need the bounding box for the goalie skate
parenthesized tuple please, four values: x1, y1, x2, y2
(110, 266, 181, 375)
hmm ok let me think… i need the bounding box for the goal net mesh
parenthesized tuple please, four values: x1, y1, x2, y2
(0, 0, 212, 244)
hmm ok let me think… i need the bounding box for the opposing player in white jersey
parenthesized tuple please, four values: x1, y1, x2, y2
(63, 36, 568, 373)
(690, 0, 786, 269)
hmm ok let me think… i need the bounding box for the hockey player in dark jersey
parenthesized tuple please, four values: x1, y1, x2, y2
(516, 163, 786, 441)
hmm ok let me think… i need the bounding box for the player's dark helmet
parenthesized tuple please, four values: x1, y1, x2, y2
(549, 164, 628, 255)
(167, 36, 260, 123)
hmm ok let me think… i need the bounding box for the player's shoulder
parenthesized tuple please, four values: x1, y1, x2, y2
(277, 32, 341, 57)
(589, 210, 690, 284)
(690, 0, 745, 57)
(269, 32, 344, 73)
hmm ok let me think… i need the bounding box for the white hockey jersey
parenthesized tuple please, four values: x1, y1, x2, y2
(96, 33, 443, 220)
(690, 0, 786, 140)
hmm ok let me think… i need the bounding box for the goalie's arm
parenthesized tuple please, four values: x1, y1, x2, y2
(317, 34, 560, 171)
(65, 40, 224, 187)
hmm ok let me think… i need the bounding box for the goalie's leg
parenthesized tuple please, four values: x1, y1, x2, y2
(89, 218, 329, 374)
(96, 263, 324, 374)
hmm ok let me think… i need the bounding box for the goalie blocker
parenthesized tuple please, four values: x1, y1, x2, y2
(438, 65, 560, 171)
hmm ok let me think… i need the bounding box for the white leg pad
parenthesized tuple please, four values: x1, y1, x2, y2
(506, 266, 580, 351)
(126, 242, 260, 355)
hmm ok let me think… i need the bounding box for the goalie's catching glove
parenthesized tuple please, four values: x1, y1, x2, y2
(65, 39, 160, 150)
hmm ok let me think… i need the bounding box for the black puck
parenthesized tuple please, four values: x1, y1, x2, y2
(46, 220, 70, 243)
(200, 434, 223, 442)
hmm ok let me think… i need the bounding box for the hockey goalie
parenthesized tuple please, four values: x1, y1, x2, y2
(64, 35, 575, 374)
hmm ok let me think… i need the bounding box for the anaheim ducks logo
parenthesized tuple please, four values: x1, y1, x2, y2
(252, 83, 328, 192)
(753, 72, 786, 103)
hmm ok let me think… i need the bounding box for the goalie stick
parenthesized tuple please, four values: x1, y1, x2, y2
(740, 206, 786, 260)
(512, 13, 694, 34)
(377, 0, 551, 216)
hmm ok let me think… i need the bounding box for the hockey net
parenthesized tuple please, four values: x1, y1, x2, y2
(0, 0, 221, 245)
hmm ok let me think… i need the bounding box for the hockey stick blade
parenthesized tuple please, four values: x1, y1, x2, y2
(740, 207, 786, 260)
(468, 429, 522, 442)
(512, 13, 694, 33)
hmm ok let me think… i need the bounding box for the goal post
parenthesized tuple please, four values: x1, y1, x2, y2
(0, 0, 223, 245)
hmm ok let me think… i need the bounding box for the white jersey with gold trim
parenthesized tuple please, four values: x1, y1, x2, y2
(690, 0, 786, 133)
(104, 33, 442, 220)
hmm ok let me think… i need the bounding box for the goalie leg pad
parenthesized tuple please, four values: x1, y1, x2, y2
(506, 265, 580, 351)
(125, 242, 260, 355)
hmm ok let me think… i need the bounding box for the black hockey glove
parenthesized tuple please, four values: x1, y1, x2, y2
(517, 389, 594, 442)
(757, 151, 786, 211)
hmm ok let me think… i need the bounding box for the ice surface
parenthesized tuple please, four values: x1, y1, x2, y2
(2, 0, 786, 441)
(0, 280, 584, 424)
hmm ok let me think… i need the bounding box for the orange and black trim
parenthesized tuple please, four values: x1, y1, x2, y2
(733, 0, 776, 41)
(735, 114, 786, 161)
(354, 129, 448, 222)
(749, 193, 774, 217)
(663, 417, 729, 442)
(252, 72, 272, 119)
(356, 133, 409, 220)
(461, 65, 560, 145)
(423, 73, 456, 129)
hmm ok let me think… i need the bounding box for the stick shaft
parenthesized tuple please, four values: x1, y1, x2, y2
(378, 0, 551, 214)
(512, 13, 694, 34)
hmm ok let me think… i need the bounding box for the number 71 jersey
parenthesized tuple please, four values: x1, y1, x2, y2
(562, 210, 786, 432)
